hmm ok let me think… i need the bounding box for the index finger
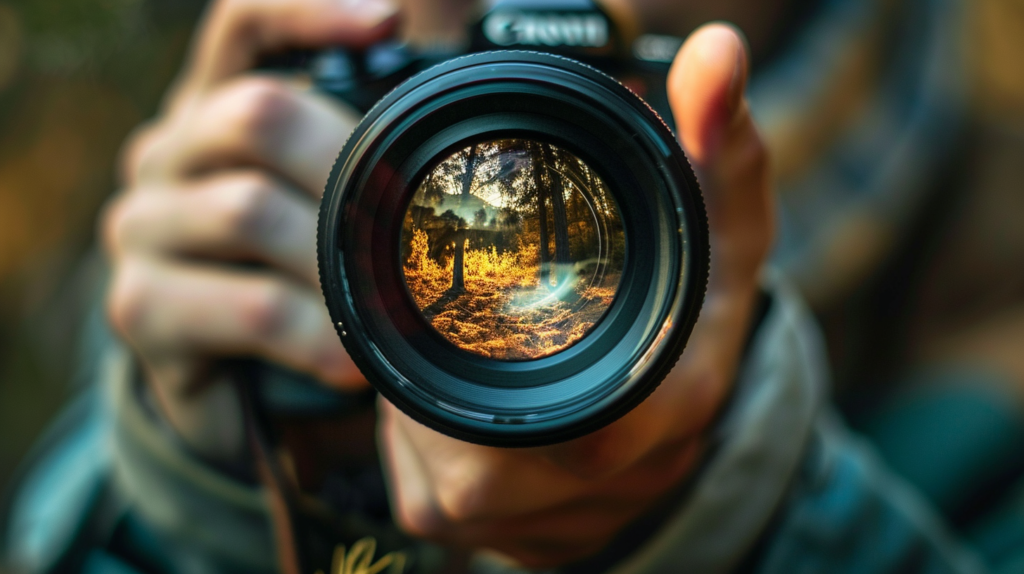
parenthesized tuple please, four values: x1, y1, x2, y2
(175, 0, 397, 99)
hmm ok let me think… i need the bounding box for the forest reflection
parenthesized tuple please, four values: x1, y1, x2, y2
(401, 139, 625, 360)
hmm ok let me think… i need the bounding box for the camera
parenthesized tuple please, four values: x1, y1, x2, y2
(271, 0, 708, 446)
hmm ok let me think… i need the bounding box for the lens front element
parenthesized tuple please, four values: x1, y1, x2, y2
(401, 139, 625, 361)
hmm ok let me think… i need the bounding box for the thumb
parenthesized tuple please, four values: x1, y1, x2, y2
(669, 23, 773, 293)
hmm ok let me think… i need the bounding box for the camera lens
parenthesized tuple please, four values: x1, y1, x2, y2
(401, 139, 624, 361)
(318, 52, 708, 446)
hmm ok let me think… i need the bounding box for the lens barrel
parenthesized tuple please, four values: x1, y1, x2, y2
(318, 51, 708, 446)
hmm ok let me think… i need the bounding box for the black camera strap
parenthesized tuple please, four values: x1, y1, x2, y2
(237, 377, 309, 574)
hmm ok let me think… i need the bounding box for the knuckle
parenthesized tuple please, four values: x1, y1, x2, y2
(433, 467, 489, 523)
(435, 488, 479, 524)
(100, 192, 144, 258)
(221, 78, 296, 143)
(106, 263, 150, 341)
(393, 495, 443, 539)
(221, 173, 276, 237)
(100, 195, 131, 256)
(119, 122, 164, 185)
(239, 280, 291, 339)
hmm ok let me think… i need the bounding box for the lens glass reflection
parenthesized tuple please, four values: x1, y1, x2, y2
(401, 139, 625, 361)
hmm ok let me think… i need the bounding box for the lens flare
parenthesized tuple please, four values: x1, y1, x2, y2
(401, 139, 625, 360)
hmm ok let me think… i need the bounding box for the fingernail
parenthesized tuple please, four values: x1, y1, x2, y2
(692, 25, 746, 118)
(725, 34, 746, 116)
(343, 0, 397, 26)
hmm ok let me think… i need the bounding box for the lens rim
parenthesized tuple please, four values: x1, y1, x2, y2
(318, 51, 708, 446)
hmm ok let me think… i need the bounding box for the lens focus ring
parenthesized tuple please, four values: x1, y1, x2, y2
(318, 51, 708, 446)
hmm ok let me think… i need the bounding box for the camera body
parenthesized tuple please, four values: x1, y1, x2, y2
(272, 0, 683, 121)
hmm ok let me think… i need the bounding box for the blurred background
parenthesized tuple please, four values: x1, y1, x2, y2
(0, 0, 1023, 533)
(0, 0, 208, 495)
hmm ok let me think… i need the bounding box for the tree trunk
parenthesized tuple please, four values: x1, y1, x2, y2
(451, 145, 479, 294)
(451, 232, 466, 293)
(543, 145, 571, 287)
(414, 172, 434, 231)
(530, 142, 551, 287)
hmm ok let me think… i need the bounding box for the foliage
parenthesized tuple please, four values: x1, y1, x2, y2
(401, 139, 625, 360)
(403, 229, 616, 360)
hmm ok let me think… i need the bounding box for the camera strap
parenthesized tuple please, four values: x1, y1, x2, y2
(238, 378, 308, 574)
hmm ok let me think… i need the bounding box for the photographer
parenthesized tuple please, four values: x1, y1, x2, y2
(0, 0, 989, 572)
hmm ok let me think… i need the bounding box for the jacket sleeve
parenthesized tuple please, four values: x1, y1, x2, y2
(588, 273, 987, 574)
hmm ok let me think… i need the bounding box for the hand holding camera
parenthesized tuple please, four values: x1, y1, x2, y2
(102, 0, 772, 567)
(103, 0, 398, 461)
(374, 22, 772, 568)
